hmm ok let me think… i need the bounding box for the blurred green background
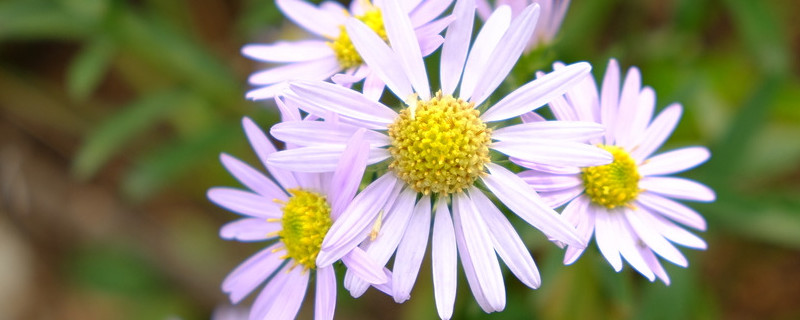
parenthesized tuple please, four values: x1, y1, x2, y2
(1, 0, 798, 319)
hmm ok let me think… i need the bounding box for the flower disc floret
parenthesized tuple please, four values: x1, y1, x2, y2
(581, 145, 642, 208)
(278, 189, 332, 270)
(388, 92, 492, 195)
(328, 8, 387, 69)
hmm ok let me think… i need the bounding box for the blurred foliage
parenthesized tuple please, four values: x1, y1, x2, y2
(1, 0, 799, 319)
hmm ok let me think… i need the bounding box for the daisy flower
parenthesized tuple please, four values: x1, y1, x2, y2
(476, 0, 570, 52)
(518, 59, 715, 284)
(242, 0, 455, 100)
(207, 114, 389, 320)
(268, 0, 612, 317)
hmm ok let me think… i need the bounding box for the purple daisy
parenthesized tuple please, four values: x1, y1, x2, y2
(208, 112, 390, 320)
(242, 0, 454, 100)
(519, 59, 715, 284)
(267, 0, 613, 318)
(476, 0, 570, 52)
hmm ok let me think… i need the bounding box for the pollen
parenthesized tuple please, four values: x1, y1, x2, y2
(278, 189, 333, 270)
(328, 6, 387, 69)
(387, 91, 492, 195)
(581, 145, 642, 209)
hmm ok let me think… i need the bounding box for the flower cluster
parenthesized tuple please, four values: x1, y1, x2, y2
(208, 0, 715, 319)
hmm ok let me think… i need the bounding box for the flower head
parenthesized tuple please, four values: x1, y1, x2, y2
(476, 0, 571, 52)
(242, 0, 455, 100)
(519, 59, 715, 284)
(267, 0, 612, 318)
(207, 113, 389, 320)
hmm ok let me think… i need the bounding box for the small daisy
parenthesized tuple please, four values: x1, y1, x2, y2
(208, 113, 389, 320)
(268, 0, 612, 317)
(518, 59, 715, 284)
(476, 0, 570, 51)
(242, 0, 455, 100)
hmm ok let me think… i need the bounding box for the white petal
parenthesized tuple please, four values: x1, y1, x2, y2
(518, 170, 582, 193)
(611, 66, 642, 146)
(482, 163, 584, 247)
(362, 70, 387, 101)
(628, 86, 656, 143)
(242, 117, 299, 189)
(432, 198, 457, 319)
(640, 177, 716, 202)
(562, 196, 595, 265)
(220, 153, 287, 200)
(453, 206, 493, 312)
(222, 244, 284, 303)
(611, 212, 656, 281)
(537, 185, 585, 209)
(270, 121, 389, 148)
(220, 218, 280, 242)
(277, 0, 342, 37)
(439, 0, 476, 95)
(248, 57, 340, 85)
(392, 195, 431, 302)
(458, 5, 511, 100)
(342, 247, 389, 284)
(599, 58, 620, 144)
(492, 139, 612, 168)
(409, 0, 454, 28)
(249, 265, 290, 320)
(314, 266, 337, 320)
(470, 3, 541, 106)
(259, 267, 309, 320)
(242, 41, 333, 62)
(593, 210, 622, 271)
(346, 18, 414, 99)
(624, 207, 688, 267)
(638, 147, 710, 176)
(328, 129, 370, 218)
(630, 103, 683, 161)
(453, 192, 506, 312)
(287, 80, 397, 128)
(266, 145, 389, 172)
(382, 0, 430, 99)
(492, 121, 606, 143)
(207, 188, 281, 218)
(643, 210, 707, 249)
(481, 62, 592, 122)
(636, 193, 707, 230)
(469, 188, 541, 288)
(639, 245, 671, 285)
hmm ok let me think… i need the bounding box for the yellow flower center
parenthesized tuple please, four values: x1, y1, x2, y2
(278, 189, 332, 270)
(581, 145, 642, 208)
(387, 92, 492, 195)
(328, 8, 387, 69)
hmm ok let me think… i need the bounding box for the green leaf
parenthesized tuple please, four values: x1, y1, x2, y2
(0, 0, 90, 40)
(72, 90, 188, 180)
(66, 37, 115, 101)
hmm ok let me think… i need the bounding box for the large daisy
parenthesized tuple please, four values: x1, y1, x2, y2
(476, 0, 570, 52)
(267, 0, 612, 318)
(519, 59, 715, 284)
(208, 113, 389, 320)
(243, 0, 454, 100)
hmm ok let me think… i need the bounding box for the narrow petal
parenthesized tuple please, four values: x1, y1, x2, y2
(275, 96, 302, 122)
(521, 111, 547, 123)
(242, 117, 299, 190)
(317, 174, 401, 266)
(270, 121, 390, 148)
(259, 267, 309, 320)
(346, 18, 414, 99)
(470, 3, 541, 105)
(611, 66, 642, 146)
(628, 86, 656, 143)
(432, 198, 457, 319)
(220, 218, 281, 242)
(482, 163, 584, 247)
(382, 0, 430, 99)
(611, 212, 656, 281)
(267, 145, 390, 172)
(624, 207, 688, 267)
(248, 57, 340, 85)
(536, 185, 585, 209)
(458, 5, 512, 100)
(600, 59, 620, 144)
(640, 246, 671, 285)
(481, 62, 592, 122)
(638, 147, 711, 176)
(511, 158, 582, 174)
(439, 0, 476, 95)
(492, 121, 606, 143)
(418, 34, 445, 56)
(342, 247, 389, 284)
(328, 129, 370, 218)
(593, 210, 622, 271)
(207, 188, 281, 218)
(409, 0, 454, 28)
(640, 177, 716, 202)
(287, 80, 397, 128)
(492, 139, 612, 168)
(331, 66, 368, 86)
(517, 170, 582, 193)
(636, 193, 707, 230)
(242, 41, 333, 62)
(630, 103, 683, 161)
(314, 266, 337, 320)
(392, 195, 431, 302)
(643, 211, 707, 249)
(247, 83, 290, 101)
(362, 71, 386, 101)
(220, 153, 286, 200)
(469, 188, 541, 289)
(453, 208, 493, 312)
(249, 265, 290, 320)
(453, 193, 506, 312)
(562, 196, 595, 265)
(277, 0, 342, 37)
(222, 243, 285, 303)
